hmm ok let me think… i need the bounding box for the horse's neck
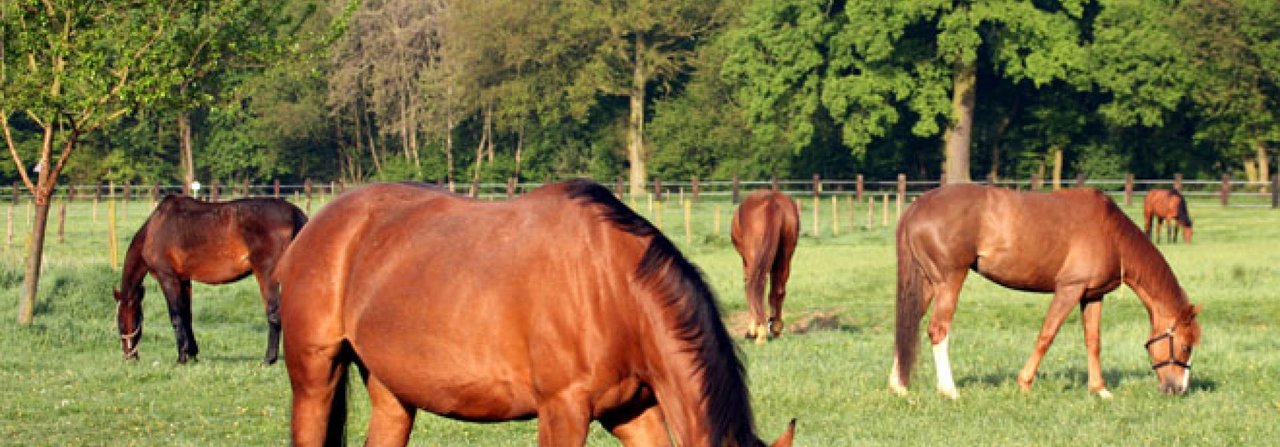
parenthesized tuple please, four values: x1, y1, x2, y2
(119, 224, 151, 294)
(1120, 244, 1187, 327)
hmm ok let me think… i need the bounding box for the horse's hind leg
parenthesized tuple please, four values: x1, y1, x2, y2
(927, 271, 967, 399)
(767, 236, 797, 338)
(363, 370, 416, 447)
(251, 266, 282, 365)
(1016, 284, 1085, 393)
(287, 340, 348, 446)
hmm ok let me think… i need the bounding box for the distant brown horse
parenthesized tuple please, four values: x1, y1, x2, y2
(114, 195, 307, 364)
(275, 181, 795, 446)
(890, 184, 1201, 399)
(1144, 189, 1193, 244)
(731, 190, 800, 344)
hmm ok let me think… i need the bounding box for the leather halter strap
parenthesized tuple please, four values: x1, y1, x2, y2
(1144, 328, 1191, 371)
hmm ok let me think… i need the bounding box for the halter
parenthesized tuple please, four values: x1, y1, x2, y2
(1144, 326, 1191, 371)
(116, 299, 142, 358)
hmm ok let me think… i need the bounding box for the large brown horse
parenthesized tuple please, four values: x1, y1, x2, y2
(274, 181, 795, 446)
(1144, 188, 1193, 244)
(890, 184, 1201, 399)
(114, 195, 307, 364)
(731, 190, 800, 344)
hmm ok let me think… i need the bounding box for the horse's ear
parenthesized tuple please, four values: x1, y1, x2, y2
(769, 418, 796, 447)
(1186, 304, 1202, 321)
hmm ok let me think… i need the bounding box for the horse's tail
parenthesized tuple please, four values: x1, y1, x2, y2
(746, 201, 783, 318)
(289, 204, 309, 238)
(894, 224, 927, 389)
(324, 343, 353, 445)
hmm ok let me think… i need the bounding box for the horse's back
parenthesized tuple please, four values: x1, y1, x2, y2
(902, 185, 1120, 291)
(277, 181, 652, 420)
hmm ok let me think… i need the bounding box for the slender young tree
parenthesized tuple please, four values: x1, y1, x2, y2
(1, 0, 180, 324)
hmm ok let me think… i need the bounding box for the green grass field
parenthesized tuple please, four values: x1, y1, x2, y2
(1, 194, 1278, 446)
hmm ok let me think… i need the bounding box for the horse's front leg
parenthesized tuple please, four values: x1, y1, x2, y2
(157, 275, 197, 363)
(1080, 297, 1110, 398)
(1016, 284, 1084, 392)
(536, 392, 591, 446)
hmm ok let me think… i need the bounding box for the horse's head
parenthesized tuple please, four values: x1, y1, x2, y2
(1145, 305, 1201, 395)
(1181, 225, 1193, 244)
(113, 286, 144, 360)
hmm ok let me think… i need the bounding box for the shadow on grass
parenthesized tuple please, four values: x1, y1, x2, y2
(956, 367, 1220, 394)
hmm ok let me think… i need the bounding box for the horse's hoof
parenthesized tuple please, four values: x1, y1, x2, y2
(888, 381, 909, 397)
(937, 387, 959, 400)
(1095, 389, 1113, 399)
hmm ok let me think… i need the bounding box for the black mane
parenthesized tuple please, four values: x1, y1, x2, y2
(565, 179, 758, 446)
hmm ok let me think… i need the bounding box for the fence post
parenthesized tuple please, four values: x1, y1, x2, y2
(57, 193, 66, 243)
(811, 195, 819, 236)
(731, 176, 740, 204)
(683, 199, 692, 246)
(507, 177, 516, 199)
(1030, 173, 1042, 191)
(304, 178, 313, 213)
(1174, 173, 1183, 191)
(654, 178, 663, 201)
(714, 204, 722, 237)
(274, 179, 281, 198)
(897, 174, 906, 219)
(615, 177, 624, 198)
(1075, 173, 1086, 188)
(831, 195, 839, 237)
(1220, 174, 1230, 207)
(812, 173, 821, 198)
(856, 174, 864, 201)
(1124, 174, 1134, 205)
(1273, 174, 1279, 209)
(93, 182, 102, 222)
(692, 176, 700, 202)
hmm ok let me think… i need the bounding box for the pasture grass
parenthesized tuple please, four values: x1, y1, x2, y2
(1, 195, 1278, 445)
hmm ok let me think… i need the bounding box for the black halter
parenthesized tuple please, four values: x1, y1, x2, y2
(1144, 328, 1191, 371)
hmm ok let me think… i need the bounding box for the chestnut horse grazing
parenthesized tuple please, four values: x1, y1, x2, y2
(114, 195, 307, 364)
(731, 190, 800, 344)
(275, 181, 795, 446)
(1144, 189, 1193, 244)
(890, 184, 1201, 399)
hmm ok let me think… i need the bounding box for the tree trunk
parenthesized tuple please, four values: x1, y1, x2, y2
(1256, 140, 1271, 193)
(942, 61, 975, 184)
(1052, 146, 1063, 190)
(485, 105, 494, 165)
(470, 114, 488, 197)
(514, 126, 524, 182)
(179, 112, 195, 195)
(627, 32, 649, 197)
(16, 200, 50, 325)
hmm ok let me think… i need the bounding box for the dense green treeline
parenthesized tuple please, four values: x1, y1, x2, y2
(4, 0, 1278, 190)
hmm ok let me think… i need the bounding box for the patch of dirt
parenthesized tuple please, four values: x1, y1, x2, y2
(726, 308, 846, 337)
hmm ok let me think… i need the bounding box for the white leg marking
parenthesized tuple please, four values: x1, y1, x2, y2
(933, 335, 959, 399)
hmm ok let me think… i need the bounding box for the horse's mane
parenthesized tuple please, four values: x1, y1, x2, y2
(1171, 190, 1193, 228)
(1100, 194, 1191, 315)
(565, 179, 757, 446)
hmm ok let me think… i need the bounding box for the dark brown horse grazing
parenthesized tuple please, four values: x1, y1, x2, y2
(114, 195, 307, 364)
(890, 184, 1201, 399)
(275, 181, 795, 446)
(1144, 188, 1193, 244)
(731, 190, 800, 344)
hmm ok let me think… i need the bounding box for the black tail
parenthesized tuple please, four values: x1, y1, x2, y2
(894, 228, 928, 388)
(325, 346, 352, 446)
